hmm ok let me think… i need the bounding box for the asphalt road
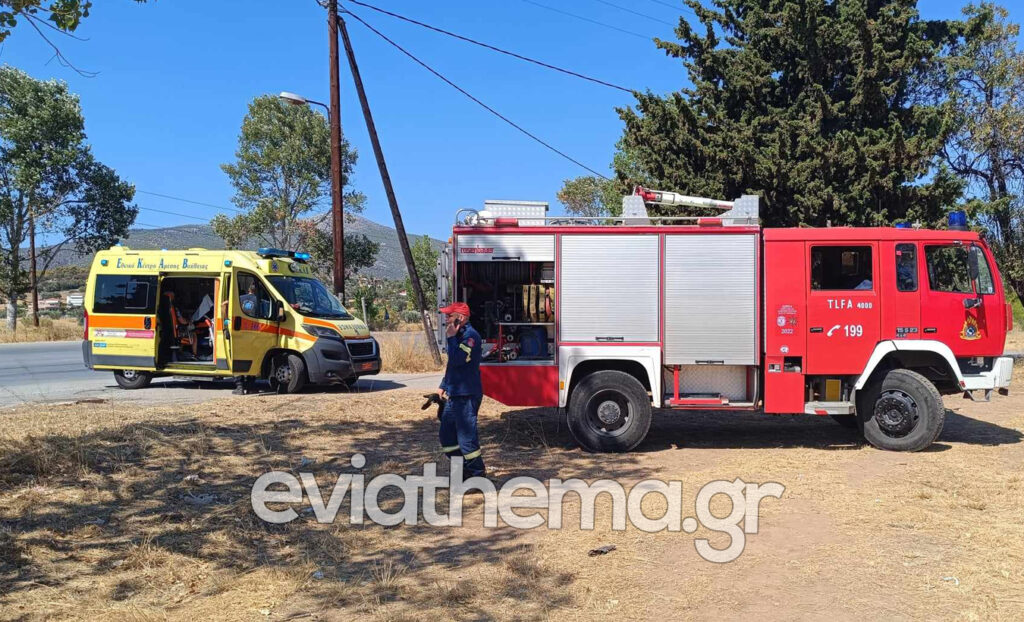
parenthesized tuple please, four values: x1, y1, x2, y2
(0, 340, 441, 410)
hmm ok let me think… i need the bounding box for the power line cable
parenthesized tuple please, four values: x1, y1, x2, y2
(343, 0, 634, 93)
(136, 190, 244, 213)
(589, 0, 676, 26)
(515, 0, 651, 40)
(643, 0, 700, 15)
(137, 206, 209, 222)
(341, 9, 612, 180)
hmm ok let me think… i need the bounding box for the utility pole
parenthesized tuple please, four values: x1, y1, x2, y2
(327, 0, 346, 299)
(337, 13, 443, 366)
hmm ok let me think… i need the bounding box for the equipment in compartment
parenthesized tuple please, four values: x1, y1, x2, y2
(460, 260, 556, 363)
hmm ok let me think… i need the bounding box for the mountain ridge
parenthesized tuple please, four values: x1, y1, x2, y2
(46, 214, 443, 281)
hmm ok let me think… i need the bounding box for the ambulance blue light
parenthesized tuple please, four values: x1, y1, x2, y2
(949, 211, 968, 231)
(100, 259, 108, 266)
(224, 260, 232, 267)
(294, 252, 311, 262)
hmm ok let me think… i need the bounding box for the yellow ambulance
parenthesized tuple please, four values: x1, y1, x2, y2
(81, 246, 380, 392)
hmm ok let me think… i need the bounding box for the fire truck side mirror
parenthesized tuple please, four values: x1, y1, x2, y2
(968, 247, 980, 281)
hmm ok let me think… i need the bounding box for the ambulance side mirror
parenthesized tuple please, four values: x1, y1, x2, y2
(274, 300, 285, 322)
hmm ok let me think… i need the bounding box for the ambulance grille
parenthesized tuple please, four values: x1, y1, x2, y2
(347, 340, 376, 358)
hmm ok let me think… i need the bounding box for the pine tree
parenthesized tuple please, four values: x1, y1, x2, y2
(615, 0, 964, 227)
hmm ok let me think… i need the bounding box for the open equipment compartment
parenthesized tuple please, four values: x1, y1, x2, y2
(453, 233, 556, 364)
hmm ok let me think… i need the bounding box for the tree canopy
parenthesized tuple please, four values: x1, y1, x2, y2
(216, 95, 365, 253)
(594, 0, 967, 227)
(0, 65, 136, 330)
(941, 2, 1024, 302)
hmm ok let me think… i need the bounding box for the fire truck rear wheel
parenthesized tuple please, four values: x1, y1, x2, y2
(269, 353, 307, 394)
(858, 368, 944, 452)
(114, 369, 152, 390)
(567, 370, 652, 453)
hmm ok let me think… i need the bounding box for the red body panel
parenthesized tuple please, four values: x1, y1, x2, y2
(919, 243, 1006, 357)
(880, 240, 921, 341)
(804, 240, 881, 375)
(481, 364, 558, 407)
(763, 240, 807, 413)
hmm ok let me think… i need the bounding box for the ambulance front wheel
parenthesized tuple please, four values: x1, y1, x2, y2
(858, 368, 945, 452)
(114, 369, 152, 390)
(567, 370, 652, 453)
(269, 353, 307, 394)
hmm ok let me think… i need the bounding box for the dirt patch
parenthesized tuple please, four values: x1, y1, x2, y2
(1, 379, 1023, 620)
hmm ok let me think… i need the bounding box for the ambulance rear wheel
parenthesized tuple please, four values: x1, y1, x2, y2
(858, 368, 944, 452)
(269, 353, 307, 394)
(567, 370, 652, 453)
(114, 369, 152, 390)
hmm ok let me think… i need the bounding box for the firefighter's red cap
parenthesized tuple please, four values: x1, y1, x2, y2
(439, 302, 470, 316)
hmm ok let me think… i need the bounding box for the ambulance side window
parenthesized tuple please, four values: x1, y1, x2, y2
(895, 243, 918, 292)
(94, 275, 158, 314)
(237, 273, 273, 320)
(810, 246, 873, 291)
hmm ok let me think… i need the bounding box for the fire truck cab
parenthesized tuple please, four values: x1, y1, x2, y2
(438, 192, 1014, 453)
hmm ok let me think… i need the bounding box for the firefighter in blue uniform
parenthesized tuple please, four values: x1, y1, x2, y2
(436, 301, 486, 479)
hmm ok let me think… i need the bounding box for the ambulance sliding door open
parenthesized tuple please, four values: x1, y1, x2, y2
(455, 235, 555, 364)
(157, 275, 219, 367)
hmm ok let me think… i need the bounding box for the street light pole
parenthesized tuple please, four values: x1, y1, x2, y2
(327, 0, 345, 300)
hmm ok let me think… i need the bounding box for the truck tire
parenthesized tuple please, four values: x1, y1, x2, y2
(858, 368, 944, 452)
(114, 369, 152, 390)
(270, 353, 307, 394)
(567, 370, 652, 452)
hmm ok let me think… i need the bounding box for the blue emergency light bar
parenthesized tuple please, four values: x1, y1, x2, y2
(895, 223, 911, 229)
(257, 248, 310, 263)
(948, 210, 968, 231)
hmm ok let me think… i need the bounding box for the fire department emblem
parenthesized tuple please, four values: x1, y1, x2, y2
(960, 316, 981, 341)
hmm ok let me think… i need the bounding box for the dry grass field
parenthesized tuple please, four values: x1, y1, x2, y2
(0, 318, 82, 344)
(1, 375, 1023, 620)
(374, 332, 443, 373)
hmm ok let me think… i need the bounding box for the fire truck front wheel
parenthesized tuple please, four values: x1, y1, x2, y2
(567, 370, 652, 452)
(858, 369, 945, 452)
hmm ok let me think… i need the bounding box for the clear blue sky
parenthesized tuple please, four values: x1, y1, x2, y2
(0, 0, 1003, 241)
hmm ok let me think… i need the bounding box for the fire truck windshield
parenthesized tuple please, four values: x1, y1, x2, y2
(266, 276, 353, 319)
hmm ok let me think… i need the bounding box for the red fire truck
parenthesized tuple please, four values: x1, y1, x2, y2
(436, 190, 1014, 453)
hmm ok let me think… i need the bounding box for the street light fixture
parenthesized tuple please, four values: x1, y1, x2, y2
(278, 91, 328, 114)
(278, 89, 345, 297)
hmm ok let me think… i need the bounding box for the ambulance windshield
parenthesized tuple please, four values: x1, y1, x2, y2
(266, 276, 353, 320)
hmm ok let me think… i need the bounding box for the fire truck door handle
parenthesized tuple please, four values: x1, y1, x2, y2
(492, 256, 520, 261)
(596, 336, 624, 342)
(809, 327, 824, 333)
(924, 327, 937, 333)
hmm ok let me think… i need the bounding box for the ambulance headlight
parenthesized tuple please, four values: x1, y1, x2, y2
(303, 324, 343, 340)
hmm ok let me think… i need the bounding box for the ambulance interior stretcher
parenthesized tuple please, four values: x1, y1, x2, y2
(157, 276, 217, 366)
